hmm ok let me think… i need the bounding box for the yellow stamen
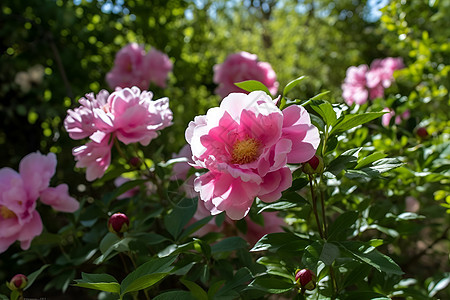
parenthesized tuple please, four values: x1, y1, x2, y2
(231, 138, 261, 164)
(0, 206, 16, 219)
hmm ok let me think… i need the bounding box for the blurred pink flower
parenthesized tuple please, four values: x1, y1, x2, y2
(106, 43, 172, 90)
(213, 51, 279, 99)
(113, 176, 157, 200)
(146, 48, 173, 88)
(0, 152, 78, 253)
(342, 65, 369, 106)
(171, 145, 198, 199)
(342, 57, 404, 105)
(382, 108, 410, 127)
(186, 91, 319, 220)
(244, 212, 285, 246)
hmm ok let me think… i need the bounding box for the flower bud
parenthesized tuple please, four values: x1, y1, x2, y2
(129, 157, 141, 168)
(416, 127, 429, 139)
(7, 274, 28, 290)
(302, 155, 324, 174)
(295, 269, 316, 290)
(108, 212, 130, 235)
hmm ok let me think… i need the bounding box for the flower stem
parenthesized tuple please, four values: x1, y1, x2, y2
(309, 175, 324, 239)
(316, 176, 328, 238)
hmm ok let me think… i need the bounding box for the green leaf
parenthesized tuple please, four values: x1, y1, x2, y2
(257, 199, 305, 213)
(320, 242, 340, 266)
(211, 236, 248, 254)
(73, 273, 120, 294)
(355, 152, 388, 169)
(344, 291, 390, 300)
(327, 211, 359, 241)
(363, 158, 404, 173)
(180, 279, 208, 300)
(24, 264, 49, 291)
(310, 100, 336, 126)
(95, 235, 132, 264)
(339, 241, 404, 275)
(110, 179, 147, 200)
(153, 290, 196, 300)
(250, 232, 310, 253)
(215, 268, 253, 298)
(330, 112, 386, 135)
(283, 76, 307, 97)
(120, 255, 177, 296)
(164, 198, 198, 240)
(10, 290, 19, 300)
(428, 273, 450, 297)
(234, 80, 272, 96)
(248, 275, 295, 294)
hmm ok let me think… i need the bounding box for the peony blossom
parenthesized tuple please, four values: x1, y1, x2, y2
(342, 57, 404, 106)
(106, 43, 172, 90)
(186, 91, 319, 219)
(146, 48, 173, 88)
(213, 52, 279, 99)
(65, 87, 173, 181)
(0, 152, 78, 253)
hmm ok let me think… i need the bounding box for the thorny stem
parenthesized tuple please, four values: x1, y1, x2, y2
(309, 175, 324, 239)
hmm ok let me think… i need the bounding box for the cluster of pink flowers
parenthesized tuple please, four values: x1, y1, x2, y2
(342, 57, 404, 106)
(64, 87, 173, 181)
(185, 91, 320, 220)
(106, 43, 173, 90)
(381, 108, 410, 127)
(0, 152, 79, 253)
(171, 145, 285, 245)
(213, 51, 279, 99)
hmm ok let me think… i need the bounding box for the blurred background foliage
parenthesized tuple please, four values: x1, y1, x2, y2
(0, 0, 449, 298)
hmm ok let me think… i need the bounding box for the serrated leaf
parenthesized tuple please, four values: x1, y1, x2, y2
(330, 112, 386, 135)
(234, 80, 272, 96)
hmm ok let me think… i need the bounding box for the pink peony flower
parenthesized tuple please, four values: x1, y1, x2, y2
(72, 135, 112, 182)
(65, 87, 173, 181)
(64, 90, 109, 140)
(213, 52, 279, 99)
(186, 91, 319, 219)
(171, 145, 198, 199)
(342, 57, 404, 105)
(341, 65, 369, 106)
(0, 152, 78, 253)
(106, 43, 172, 90)
(146, 48, 173, 88)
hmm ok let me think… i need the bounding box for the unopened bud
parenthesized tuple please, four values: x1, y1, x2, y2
(416, 127, 429, 139)
(7, 274, 28, 291)
(302, 155, 324, 174)
(295, 269, 316, 290)
(108, 212, 130, 235)
(129, 157, 141, 168)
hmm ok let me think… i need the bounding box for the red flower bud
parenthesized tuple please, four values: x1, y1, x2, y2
(129, 157, 141, 168)
(108, 212, 130, 235)
(8, 274, 28, 290)
(295, 269, 316, 290)
(416, 127, 429, 139)
(302, 155, 324, 174)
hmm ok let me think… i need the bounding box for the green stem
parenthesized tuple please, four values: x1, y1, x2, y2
(309, 175, 324, 239)
(329, 265, 338, 299)
(316, 176, 328, 239)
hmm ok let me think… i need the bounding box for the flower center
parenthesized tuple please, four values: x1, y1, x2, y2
(0, 205, 16, 219)
(231, 138, 261, 164)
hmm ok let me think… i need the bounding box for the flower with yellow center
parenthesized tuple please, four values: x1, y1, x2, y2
(0, 205, 16, 219)
(231, 138, 261, 165)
